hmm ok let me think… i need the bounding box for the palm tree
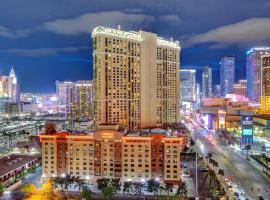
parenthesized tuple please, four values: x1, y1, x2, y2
(133, 182, 143, 195)
(244, 144, 252, 160)
(146, 179, 160, 195)
(176, 181, 187, 197)
(218, 169, 225, 177)
(165, 182, 174, 196)
(123, 182, 132, 194)
(74, 177, 85, 191)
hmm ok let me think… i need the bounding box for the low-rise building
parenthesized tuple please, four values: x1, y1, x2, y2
(0, 154, 40, 186)
(40, 129, 186, 184)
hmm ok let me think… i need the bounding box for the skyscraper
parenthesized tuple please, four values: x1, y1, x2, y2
(213, 85, 221, 97)
(56, 81, 76, 118)
(0, 67, 19, 102)
(70, 80, 93, 121)
(261, 55, 270, 113)
(246, 47, 270, 102)
(92, 26, 180, 129)
(220, 56, 235, 97)
(179, 69, 196, 102)
(56, 80, 93, 120)
(233, 79, 247, 97)
(202, 66, 212, 98)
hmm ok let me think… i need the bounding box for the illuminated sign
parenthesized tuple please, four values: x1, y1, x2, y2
(102, 133, 114, 139)
(243, 128, 252, 136)
(241, 115, 253, 148)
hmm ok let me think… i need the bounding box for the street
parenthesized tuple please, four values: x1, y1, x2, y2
(191, 125, 270, 199)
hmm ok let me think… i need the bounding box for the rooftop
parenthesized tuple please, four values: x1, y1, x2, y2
(0, 154, 40, 176)
(92, 26, 180, 49)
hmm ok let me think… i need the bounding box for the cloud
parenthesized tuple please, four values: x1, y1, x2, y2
(124, 8, 144, 13)
(187, 18, 270, 46)
(7, 46, 88, 57)
(38, 11, 155, 35)
(0, 25, 29, 39)
(158, 15, 182, 26)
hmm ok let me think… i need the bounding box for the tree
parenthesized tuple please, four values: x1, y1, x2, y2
(110, 178, 121, 193)
(165, 182, 174, 196)
(82, 186, 92, 200)
(74, 177, 86, 191)
(132, 182, 144, 195)
(176, 181, 187, 197)
(123, 182, 132, 195)
(244, 144, 252, 160)
(42, 178, 54, 198)
(218, 169, 225, 177)
(210, 187, 220, 199)
(146, 179, 160, 195)
(20, 183, 37, 195)
(97, 178, 110, 191)
(54, 177, 65, 190)
(0, 183, 5, 195)
(101, 186, 116, 200)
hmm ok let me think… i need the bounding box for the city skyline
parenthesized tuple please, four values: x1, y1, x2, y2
(0, 0, 270, 92)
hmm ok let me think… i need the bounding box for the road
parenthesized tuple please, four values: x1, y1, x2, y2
(191, 126, 270, 199)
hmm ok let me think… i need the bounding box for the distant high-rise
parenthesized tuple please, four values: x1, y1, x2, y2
(233, 80, 247, 97)
(92, 26, 180, 129)
(56, 81, 76, 118)
(179, 69, 196, 102)
(213, 85, 221, 97)
(56, 80, 93, 120)
(261, 55, 270, 113)
(246, 47, 270, 102)
(0, 67, 19, 103)
(202, 66, 212, 98)
(220, 56, 235, 97)
(70, 80, 93, 121)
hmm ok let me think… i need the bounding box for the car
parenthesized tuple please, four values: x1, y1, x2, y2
(181, 172, 190, 177)
(234, 192, 240, 198)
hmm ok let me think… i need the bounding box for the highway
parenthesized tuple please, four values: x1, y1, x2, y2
(190, 124, 270, 199)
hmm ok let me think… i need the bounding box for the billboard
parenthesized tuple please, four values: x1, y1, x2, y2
(241, 115, 253, 148)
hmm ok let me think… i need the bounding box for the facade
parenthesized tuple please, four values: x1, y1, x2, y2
(5, 102, 38, 115)
(179, 69, 196, 102)
(233, 80, 247, 97)
(56, 80, 93, 120)
(92, 26, 180, 129)
(0, 67, 19, 103)
(261, 55, 270, 113)
(246, 47, 270, 102)
(56, 81, 76, 117)
(40, 130, 185, 184)
(202, 66, 212, 98)
(220, 56, 235, 97)
(70, 80, 93, 121)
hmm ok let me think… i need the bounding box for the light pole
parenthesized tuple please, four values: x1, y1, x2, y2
(195, 139, 199, 200)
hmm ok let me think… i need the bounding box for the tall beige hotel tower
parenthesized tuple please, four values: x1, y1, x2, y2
(92, 26, 180, 129)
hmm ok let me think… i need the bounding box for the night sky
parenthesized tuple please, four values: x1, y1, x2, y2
(0, 0, 270, 93)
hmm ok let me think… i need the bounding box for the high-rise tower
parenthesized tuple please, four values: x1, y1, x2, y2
(261, 55, 270, 113)
(246, 47, 270, 102)
(92, 26, 180, 129)
(220, 56, 235, 97)
(202, 66, 212, 98)
(9, 67, 19, 102)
